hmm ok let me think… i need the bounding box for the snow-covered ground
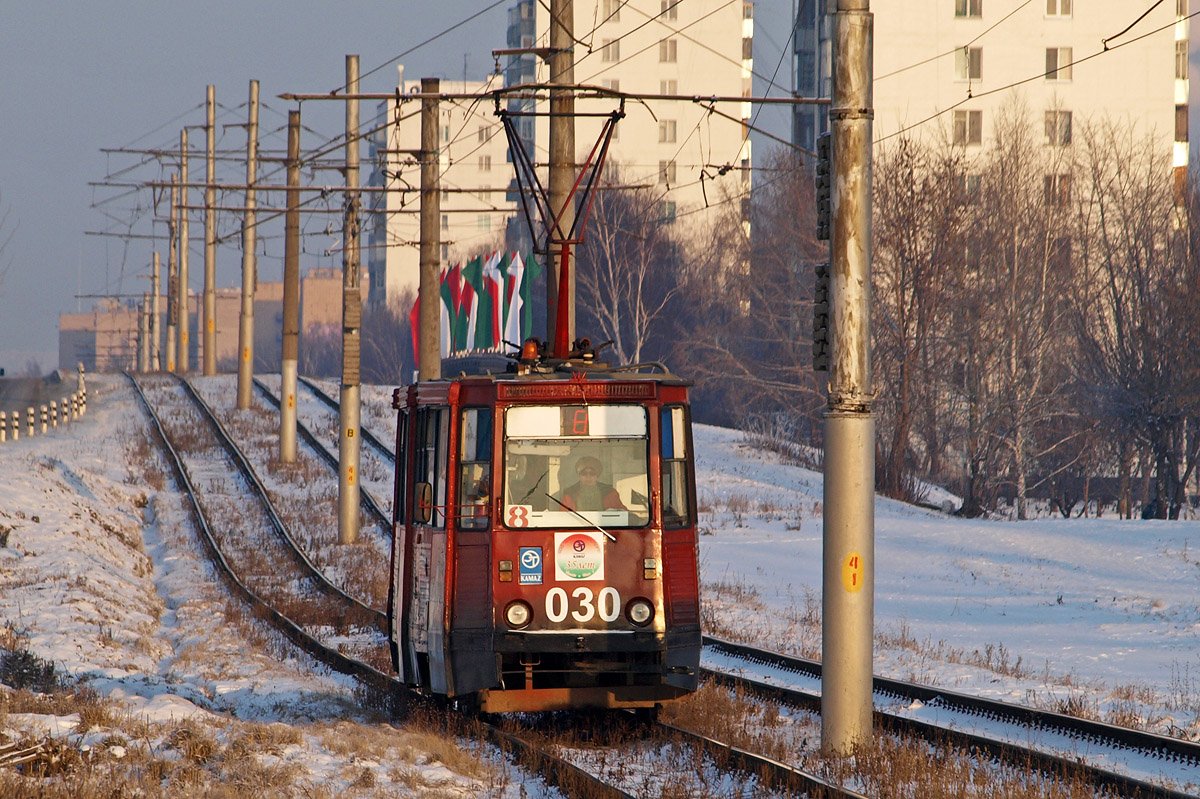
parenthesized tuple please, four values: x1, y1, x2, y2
(2, 375, 1198, 794)
(0, 376, 538, 796)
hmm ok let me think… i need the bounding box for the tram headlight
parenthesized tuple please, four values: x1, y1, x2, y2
(626, 598, 654, 627)
(504, 600, 533, 629)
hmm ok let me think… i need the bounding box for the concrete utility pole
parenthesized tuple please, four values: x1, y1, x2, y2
(151, 252, 161, 370)
(821, 0, 875, 756)
(178, 129, 190, 373)
(166, 175, 179, 374)
(138, 294, 151, 373)
(339, 54, 362, 546)
(547, 0, 575, 353)
(281, 110, 301, 463)
(203, 84, 217, 376)
(236, 79, 260, 409)
(418, 77, 442, 381)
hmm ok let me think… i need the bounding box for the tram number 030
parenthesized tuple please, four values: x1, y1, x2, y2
(545, 586, 621, 623)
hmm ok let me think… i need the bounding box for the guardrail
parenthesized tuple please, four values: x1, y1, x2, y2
(0, 390, 87, 444)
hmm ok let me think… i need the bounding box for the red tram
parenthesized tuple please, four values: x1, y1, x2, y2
(388, 345, 700, 712)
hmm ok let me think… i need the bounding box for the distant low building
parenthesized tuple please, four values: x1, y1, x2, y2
(59, 267, 367, 373)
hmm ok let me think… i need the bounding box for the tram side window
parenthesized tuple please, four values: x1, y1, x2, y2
(394, 409, 409, 523)
(661, 405, 692, 528)
(457, 407, 493, 530)
(413, 407, 449, 527)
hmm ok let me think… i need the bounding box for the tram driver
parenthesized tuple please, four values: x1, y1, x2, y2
(559, 455, 627, 512)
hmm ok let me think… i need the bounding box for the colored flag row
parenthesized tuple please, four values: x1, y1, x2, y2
(410, 251, 543, 366)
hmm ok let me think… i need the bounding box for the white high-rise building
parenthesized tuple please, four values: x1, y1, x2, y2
(367, 68, 516, 308)
(795, 1, 1189, 190)
(505, 0, 754, 239)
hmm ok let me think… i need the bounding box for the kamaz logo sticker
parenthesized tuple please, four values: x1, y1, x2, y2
(518, 547, 542, 584)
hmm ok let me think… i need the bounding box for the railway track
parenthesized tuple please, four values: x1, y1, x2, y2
(704, 636, 1200, 798)
(257, 370, 1200, 796)
(135, 373, 858, 797)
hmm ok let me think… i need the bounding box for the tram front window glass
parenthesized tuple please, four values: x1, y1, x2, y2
(660, 405, 692, 528)
(503, 405, 650, 528)
(458, 407, 492, 530)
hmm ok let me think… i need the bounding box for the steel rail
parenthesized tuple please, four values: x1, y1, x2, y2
(252, 377, 392, 531)
(703, 636, 1199, 799)
(297, 375, 397, 461)
(656, 721, 868, 799)
(128, 374, 392, 686)
(129, 373, 639, 799)
(175, 376, 384, 624)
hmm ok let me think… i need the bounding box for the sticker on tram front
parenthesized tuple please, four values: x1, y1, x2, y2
(554, 532, 604, 581)
(518, 547, 543, 584)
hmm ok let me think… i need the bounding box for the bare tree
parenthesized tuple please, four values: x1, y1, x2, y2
(576, 173, 686, 365)
(872, 137, 971, 499)
(1071, 121, 1200, 518)
(669, 148, 827, 433)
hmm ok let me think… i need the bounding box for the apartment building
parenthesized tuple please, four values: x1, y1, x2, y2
(366, 68, 516, 308)
(795, 1, 1189, 190)
(505, 0, 755, 243)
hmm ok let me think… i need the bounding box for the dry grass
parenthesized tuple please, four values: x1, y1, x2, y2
(666, 682, 1120, 799)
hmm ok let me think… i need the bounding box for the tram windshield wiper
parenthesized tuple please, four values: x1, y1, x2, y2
(545, 493, 617, 542)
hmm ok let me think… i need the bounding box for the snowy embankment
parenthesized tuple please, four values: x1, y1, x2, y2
(693, 423, 1200, 738)
(0, 376, 530, 796)
(2, 374, 1198, 794)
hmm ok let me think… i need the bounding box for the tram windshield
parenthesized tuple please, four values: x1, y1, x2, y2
(503, 405, 650, 529)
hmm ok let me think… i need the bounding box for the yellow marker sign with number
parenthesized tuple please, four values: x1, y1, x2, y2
(842, 552, 864, 593)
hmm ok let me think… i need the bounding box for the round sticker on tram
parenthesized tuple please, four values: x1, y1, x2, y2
(554, 532, 604, 581)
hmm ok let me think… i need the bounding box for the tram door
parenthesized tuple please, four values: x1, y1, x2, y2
(407, 405, 449, 692)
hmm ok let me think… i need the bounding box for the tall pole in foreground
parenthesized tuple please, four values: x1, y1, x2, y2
(547, 0, 575, 354)
(151, 252, 161, 370)
(821, 0, 875, 755)
(203, 84, 217, 375)
(280, 110, 301, 463)
(177, 129, 190, 373)
(418, 78, 442, 381)
(166, 175, 179, 374)
(339, 54, 362, 545)
(236, 79, 260, 409)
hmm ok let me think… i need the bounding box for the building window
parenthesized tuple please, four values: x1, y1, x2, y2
(660, 200, 677, 223)
(660, 38, 678, 62)
(742, 37, 753, 60)
(1045, 47, 1072, 80)
(959, 173, 982, 202)
(441, 124, 451, 143)
(479, 155, 492, 172)
(478, 125, 488, 143)
(603, 0, 621, 22)
(661, 0, 678, 20)
(953, 110, 982, 145)
(660, 79, 677, 95)
(1177, 104, 1189, 141)
(602, 38, 620, 62)
(955, 47, 982, 80)
(1046, 0, 1070, 15)
(956, 0, 982, 18)
(1044, 174, 1072, 207)
(1044, 110, 1072, 146)
(659, 119, 677, 143)
(744, 2, 753, 19)
(441, 214, 449, 230)
(602, 78, 620, 93)
(1180, 0, 1189, 15)
(1177, 41, 1189, 80)
(659, 160, 677, 184)
(478, 214, 491, 230)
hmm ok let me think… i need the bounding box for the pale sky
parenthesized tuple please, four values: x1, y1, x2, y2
(0, 1, 795, 372)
